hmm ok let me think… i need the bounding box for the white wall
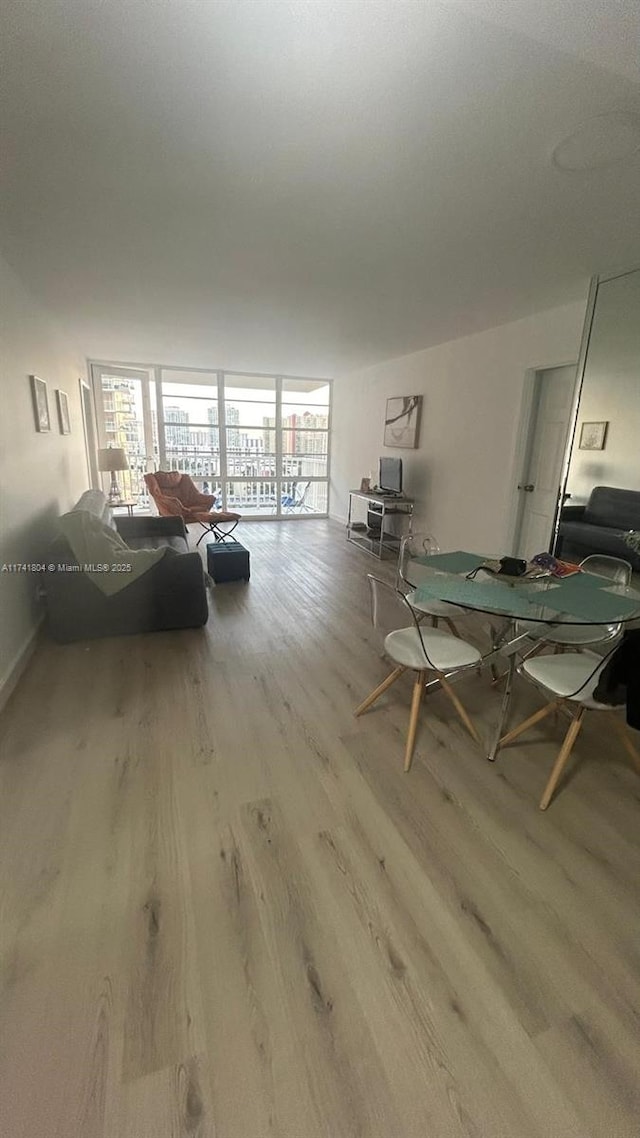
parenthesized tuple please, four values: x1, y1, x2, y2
(566, 269, 640, 504)
(331, 298, 588, 554)
(0, 254, 89, 702)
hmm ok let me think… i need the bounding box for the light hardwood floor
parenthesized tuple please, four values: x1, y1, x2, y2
(1, 519, 640, 1138)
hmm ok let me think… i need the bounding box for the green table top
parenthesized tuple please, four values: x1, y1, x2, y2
(413, 552, 640, 626)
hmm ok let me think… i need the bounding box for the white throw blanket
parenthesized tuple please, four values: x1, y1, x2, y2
(58, 510, 168, 596)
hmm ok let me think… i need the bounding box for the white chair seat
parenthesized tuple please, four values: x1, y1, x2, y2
(516, 618, 618, 646)
(523, 650, 610, 704)
(384, 626, 481, 672)
(407, 590, 462, 618)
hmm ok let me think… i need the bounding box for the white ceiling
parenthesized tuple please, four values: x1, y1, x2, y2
(1, 0, 639, 376)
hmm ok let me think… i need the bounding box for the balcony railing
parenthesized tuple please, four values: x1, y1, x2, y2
(107, 446, 328, 514)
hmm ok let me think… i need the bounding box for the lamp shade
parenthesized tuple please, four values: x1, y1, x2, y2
(97, 447, 129, 473)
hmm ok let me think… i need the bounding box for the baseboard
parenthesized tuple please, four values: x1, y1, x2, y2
(0, 619, 42, 715)
(329, 510, 348, 526)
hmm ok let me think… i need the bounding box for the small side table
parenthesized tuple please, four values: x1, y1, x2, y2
(112, 499, 138, 517)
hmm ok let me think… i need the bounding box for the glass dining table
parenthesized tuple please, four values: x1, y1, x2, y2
(412, 550, 640, 760)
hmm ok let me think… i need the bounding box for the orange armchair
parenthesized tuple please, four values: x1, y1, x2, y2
(144, 472, 240, 546)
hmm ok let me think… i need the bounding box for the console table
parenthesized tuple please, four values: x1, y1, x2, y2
(347, 489, 414, 560)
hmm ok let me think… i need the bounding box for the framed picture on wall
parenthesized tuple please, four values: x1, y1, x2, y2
(579, 421, 608, 450)
(56, 389, 71, 434)
(30, 374, 51, 432)
(384, 395, 422, 448)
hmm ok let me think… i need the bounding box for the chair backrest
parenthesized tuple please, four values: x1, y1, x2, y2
(295, 481, 311, 505)
(145, 470, 180, 497)
(580, 554, 632, 586)
(173, 473, 204, 507)
(366, 575, 435, 667)
(397, 532, 440, 591)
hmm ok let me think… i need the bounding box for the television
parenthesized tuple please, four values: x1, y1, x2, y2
(378, 456, 403, 495)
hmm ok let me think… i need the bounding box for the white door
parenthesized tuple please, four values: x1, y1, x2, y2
(514, 365, 576, 559)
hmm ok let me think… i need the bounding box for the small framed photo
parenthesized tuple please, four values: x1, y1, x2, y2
(30, 375, 51, 432)
(56, 389, 71, 434)
(579, 421, 608, 450)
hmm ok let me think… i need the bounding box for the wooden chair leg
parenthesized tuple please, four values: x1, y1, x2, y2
(404, 671, 425, 772)
(444, 617, 460, 637)
(539, 707, 585, 811)
(499, 699, 560, 748)
(609, 714, 640, 777)
(354, 666, 405, 717)
(437, 673, 480, 744)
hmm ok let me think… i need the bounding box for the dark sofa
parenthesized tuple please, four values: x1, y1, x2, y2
(44, 490, 208, 642)
(557, 485, 640, 571)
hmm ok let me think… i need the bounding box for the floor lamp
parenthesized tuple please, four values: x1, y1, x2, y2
(97, 447, 129, 504)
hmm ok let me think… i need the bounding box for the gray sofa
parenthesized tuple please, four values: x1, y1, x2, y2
(44, 490, 208, 642)
(557, 485, 640, 571)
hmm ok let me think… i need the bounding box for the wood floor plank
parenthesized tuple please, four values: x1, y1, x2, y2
(304, 822, 584, 1138)
(534, 1006, 640, 1138)
(1, 518, 639, 1137)
(340, 715, 640, 1042)
(233, 796, 405, 1138)
(117, 662, 207, 1082)
(111, 1055, 214, 1138)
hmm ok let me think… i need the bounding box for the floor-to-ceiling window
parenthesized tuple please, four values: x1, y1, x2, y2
(280, 377, 330, 515)
(222, 375, 278, 515)
(159, 370, 222, 503)
(92, 365, 159, 505)
(91, 363, 331, 518)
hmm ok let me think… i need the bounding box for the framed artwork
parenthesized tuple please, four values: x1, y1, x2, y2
(30, 375, 51, 432)
(384, 395, 422, 448)
(579, 421, 608, 450)
(56, 389, 71, 434)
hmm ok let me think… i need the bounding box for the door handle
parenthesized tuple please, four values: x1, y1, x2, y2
(518, 484, 535, 492)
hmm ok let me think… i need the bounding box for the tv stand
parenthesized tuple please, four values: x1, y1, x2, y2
(347, 489, 414, 560)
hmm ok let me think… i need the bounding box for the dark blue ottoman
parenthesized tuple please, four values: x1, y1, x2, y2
(206, 541, 250, 583)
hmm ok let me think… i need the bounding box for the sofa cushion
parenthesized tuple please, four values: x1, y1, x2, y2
(583, 486, 640, 531)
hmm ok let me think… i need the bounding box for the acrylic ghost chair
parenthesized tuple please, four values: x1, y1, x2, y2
(514, 554, 631, 654)
(489, 554, 633, 691)
(397, 532, 464, 637)
(495, 643, 640, 810)
(354, 575, 482, 771)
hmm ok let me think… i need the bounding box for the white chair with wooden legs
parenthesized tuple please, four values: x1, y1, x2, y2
(354, 575, 482, 772)
(496, 649, 640, 810)
(515, 554, 632, 654)
(397, 533, 464, 637)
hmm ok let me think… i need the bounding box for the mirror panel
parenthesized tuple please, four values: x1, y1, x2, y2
(555, 267, 640, 571)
